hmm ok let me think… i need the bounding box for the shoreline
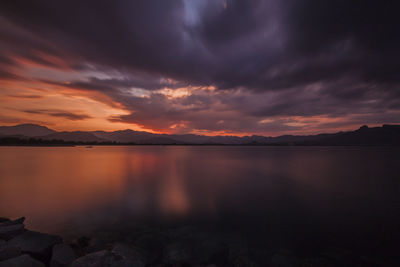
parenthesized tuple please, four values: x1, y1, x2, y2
(1, 144, 399, 147)
(1, 216, 396, 266)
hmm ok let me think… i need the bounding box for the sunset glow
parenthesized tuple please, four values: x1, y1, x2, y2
(1, 1, 399, 136)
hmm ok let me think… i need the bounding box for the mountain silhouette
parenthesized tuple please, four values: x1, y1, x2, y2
(0, 124, 399, 145)
(0, 124, 55, 137)
(92, 129, 156, 143)
(40, 131, 106, 142)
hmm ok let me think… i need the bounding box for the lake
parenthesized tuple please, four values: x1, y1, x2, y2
(0, 146, 399, 264)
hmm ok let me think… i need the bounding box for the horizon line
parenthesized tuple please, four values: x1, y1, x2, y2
(1, 123, 399, 138)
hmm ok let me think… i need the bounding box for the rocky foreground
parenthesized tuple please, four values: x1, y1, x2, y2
(0, 216, 392, 267)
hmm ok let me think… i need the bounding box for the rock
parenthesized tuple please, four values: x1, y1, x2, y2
(50, 244, 77, 267)
(8, 230, 62, 262)
(112, 243, 146, 266)
(70, 250, 111, 267)
(0, 224, 25, 240)
(0, 246, 21, 261)
(163, 241, 194, 264)
(0, 254, 45, 267)
(81, 239, 108, 256)
(70, 236, 107, 256)
(0, 217, 25, 227)
(0, 219, 10, 224)
(71, 247, 145, 267)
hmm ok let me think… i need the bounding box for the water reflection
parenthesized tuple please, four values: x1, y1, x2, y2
(0, 146, 399, 253)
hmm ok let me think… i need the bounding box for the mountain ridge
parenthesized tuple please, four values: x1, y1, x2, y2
(0, 124, 399, 145)
(0, 124, 55, 137)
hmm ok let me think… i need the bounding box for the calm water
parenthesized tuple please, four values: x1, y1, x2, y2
(0, 146, 399, 257)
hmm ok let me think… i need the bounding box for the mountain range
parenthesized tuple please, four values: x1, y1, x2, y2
(0, 123, 399, 146)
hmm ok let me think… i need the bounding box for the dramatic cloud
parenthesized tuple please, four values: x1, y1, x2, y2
(0, 0, 399, 135)
(22, 109, 92, 121)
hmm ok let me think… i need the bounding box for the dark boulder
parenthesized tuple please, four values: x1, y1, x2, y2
(0, 254, 45, 267)
(163, 241, 194, 265)
(0, 224, 25, 240)
(8, 230, 62, 263)
(0, 219, 10, 224)
(71, 243, 145, 267)
(70, 235, 111, 256)
(50, 244, 77, 267)
(0, 217, 25, 227)
(112, 243, 146, 266)
(70, 250, 114, 267)
(0, 246, 21, 261)
(71, 246, 145, 267)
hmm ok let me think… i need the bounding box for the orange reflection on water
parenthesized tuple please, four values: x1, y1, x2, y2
(0, 147, 128, 228)
(0, 146, 196, 232)
(159, 152, 190, 216)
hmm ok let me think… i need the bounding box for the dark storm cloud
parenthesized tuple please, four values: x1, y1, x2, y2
(0, 0, 399, 133)
(41, 75, 187, 96)
(284, 0, 400, 87)
(1, 0, 399, 87)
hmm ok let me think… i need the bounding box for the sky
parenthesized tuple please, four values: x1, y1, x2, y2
(0, 0, 399, 136)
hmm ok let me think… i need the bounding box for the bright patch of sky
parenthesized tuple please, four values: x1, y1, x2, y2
(128, 88, 151, 98)
(183, 0, 205, 26)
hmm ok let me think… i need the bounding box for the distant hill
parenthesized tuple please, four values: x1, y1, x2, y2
(0, 124, 55, 137)
(139, 137, 186, 145)
(92, 129, 156, 143)
(0, 124, 399, 146)
(294, 125, 400, 146)
(41, 131, 106, 142)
